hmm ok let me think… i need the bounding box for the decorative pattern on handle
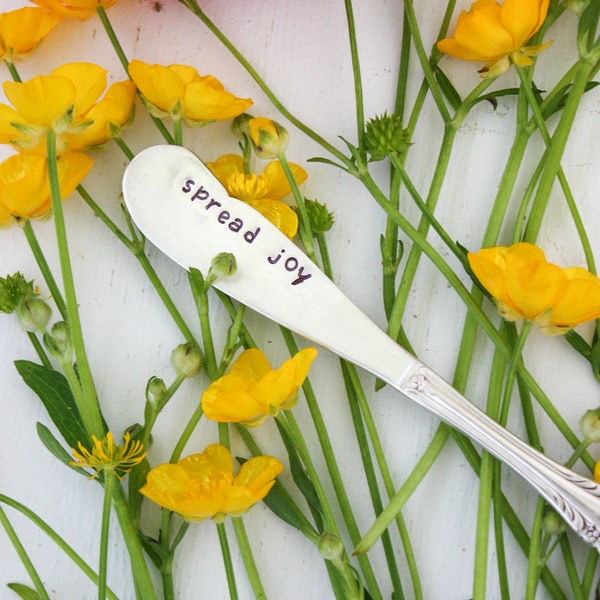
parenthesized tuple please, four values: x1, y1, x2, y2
(398, 364, 600, 551)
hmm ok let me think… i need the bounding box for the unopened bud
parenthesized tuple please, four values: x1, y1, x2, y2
(248, 117, 289, 158)
(231, 112, 255, 138)
(44, 321, 71, 360)
(171, 342, 203, 378)
(205, 252, 237, 288)
(580, 408, 600, 443)
(16, 297, 51, 332)
(566, 0, 589, 16)
(146, 376, 167, 404)
(542, 509, 567, 536)
(318, 533, 345, 561)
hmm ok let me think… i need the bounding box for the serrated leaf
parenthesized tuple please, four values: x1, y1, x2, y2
(36, 422, 89, 476)
(15, 360, 90, 450)
(7, 583, 42, 600)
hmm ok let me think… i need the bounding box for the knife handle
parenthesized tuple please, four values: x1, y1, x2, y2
(397, 362, 600, 549)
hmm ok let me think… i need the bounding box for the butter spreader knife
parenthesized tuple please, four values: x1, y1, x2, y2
(122, 144, 600, 550)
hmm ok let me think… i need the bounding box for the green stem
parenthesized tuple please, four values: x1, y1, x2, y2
(4, 59, 22, 82)
(216, 521, 239, 600)
(343, 0, 365, 154)
(231, 517, 267, 600)
(111, 483, 159, 600)
(27, 331, 53, 369)
(178, 0, 351, 168)
(524, 499, 547, 600)
(78, 185, 199, 345)
(98, 472, 115, 600)
(523, 56, 598, 242)
(0, 506, 52, 600)
(279, 329, 382, 599)
(22, 221, 67, 320)
(276, 411, 367, 599)
(277, 152, 316, 262)
(170, 402, 204, 463)
(173, 117, 183, 146)
(354, 424, 449, 554)
(46, 131, 104, 439)
(0, 495, 120, 599)
(187, 270, 218, 378)
(96, 5, 174, 144)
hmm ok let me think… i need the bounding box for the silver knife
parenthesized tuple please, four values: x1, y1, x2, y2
(122, 144, 600, 550)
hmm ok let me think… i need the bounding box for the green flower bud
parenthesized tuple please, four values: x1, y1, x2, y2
(318, 533, 345, 561)
(146, 376, 167, 404)
(248, 117, 289, 158)
(580, 408, 600, 443)
(16, 297, 52, 332)
(0, 273, 36, 314)
(542, 509, 567, 536)
(302, 199, 335, 235)
(206, 252, 237, 286)
(231, 112, 255, 138)
(566, 0, 589, 16)
(44, 321, 71, 360)
(363, 112, 411, 161)
(171, 342, 203, 378)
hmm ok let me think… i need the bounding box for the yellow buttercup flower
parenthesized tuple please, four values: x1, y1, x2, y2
(248, 116, 289, 158)
(207, 154, 307, 238)
(128, 60, 253, 126)
(0, 151, 93, 227)
(468, 242, 600, 334)
(0, 62, 135, 154)
(70, 431, 146, 479)
(437, 0, 552, 77)
(202, 347, 318, 426)
(0, 7, 62, 62)
(30, 0, 121, 21)
(140, 443, 283, 522)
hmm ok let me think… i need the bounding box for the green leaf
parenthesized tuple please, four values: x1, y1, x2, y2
(7, 583, 42, 600)
(275, 420, 324, 532)
(579, 0, 600, 42)
(542, 82, 599, 119)
(262, 481, 314, 533)
(15, 360, 89, 450)
(140, 535, 168, 570)
(433, 66, 462, 111)
(35, 422, 89, 476)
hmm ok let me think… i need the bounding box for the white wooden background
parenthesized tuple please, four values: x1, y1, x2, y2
(1, 1, 599, 598)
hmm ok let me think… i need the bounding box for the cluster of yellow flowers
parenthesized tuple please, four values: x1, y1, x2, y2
(0, 3, 305, 238)
(74, 348, 316, 519)
(3, 0, 600, 584)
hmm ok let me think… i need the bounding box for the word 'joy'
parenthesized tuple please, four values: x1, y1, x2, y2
(181, 179, 312, 286)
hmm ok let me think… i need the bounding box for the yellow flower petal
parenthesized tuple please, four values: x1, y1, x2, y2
(0, 151, 92, 222)
(51, 62, 107, 118)
(0, 7, 62, 60)
(29, 0, 121, 21)
(248, 199, 298, 239)
(437, 0, 551, 74)
(182, 79, 252, 123)
(129, 60, 184, 114)
(500, 0, 549, 48)
(201, 348, 317, 425)
(3, 75, 75, 128)
(140, 444, 282, 521)
(551, 268, 600, 326)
